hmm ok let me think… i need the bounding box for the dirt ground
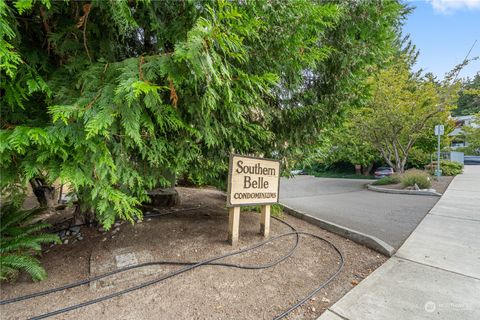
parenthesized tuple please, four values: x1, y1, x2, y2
(377, 175, 454, 194)
(0, 187, 386, 320)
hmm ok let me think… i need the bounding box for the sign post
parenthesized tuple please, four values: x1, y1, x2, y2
(227, 154, 281, 245)
(434, 125, 444, 177)
(228, 207, 240, 245)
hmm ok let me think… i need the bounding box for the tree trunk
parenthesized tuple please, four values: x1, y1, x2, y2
(30, 178, 56, 208)
(354, 164, 362, 175)
(394, 162, 400, 173)
(362, 163, 374, 176)
(400, 155, 409, 173)
(73, 204, 95, 226)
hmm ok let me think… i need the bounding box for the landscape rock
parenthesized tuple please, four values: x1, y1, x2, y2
(70, 226, 81, 234)
(63, 239, 69, 244)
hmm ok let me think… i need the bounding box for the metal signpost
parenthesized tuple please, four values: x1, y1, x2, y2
(434, 124, 444, 177)
(226, 154, 281, 245)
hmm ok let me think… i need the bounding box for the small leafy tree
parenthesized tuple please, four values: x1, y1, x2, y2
(354, 58, 461, 173)
(320, 113, 381, 175)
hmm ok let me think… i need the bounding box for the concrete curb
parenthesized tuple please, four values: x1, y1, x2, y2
(367, 184, 441, 197)
(281, 204, 396, 257)
(317, 166, 480, 320)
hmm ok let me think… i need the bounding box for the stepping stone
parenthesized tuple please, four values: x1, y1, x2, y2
(89, 246, 158, 291)
(115, 252, 138, 268)
(70, 226, 81, 233)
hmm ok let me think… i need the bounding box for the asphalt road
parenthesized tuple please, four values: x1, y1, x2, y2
(279, 176, 439, 250)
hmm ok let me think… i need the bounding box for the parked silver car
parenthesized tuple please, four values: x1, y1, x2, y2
(374, 167, 394, 179)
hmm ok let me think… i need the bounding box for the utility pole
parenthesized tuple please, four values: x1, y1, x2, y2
(435, 125, 444, 177)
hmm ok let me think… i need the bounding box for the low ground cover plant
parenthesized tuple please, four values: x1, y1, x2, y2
(0, 204, 60, 282)
(400, 169, 432, 189)
(372, 175, 401, 185)
(241, 204, 283, 218)
(425, 160, 463, 176)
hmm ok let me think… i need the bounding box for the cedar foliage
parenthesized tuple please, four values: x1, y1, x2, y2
(1, 0, 405, 228)
(454, 73, 480, 116)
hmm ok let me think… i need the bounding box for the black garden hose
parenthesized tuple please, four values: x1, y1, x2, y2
(1, 210, 299, 306)
(1, 209, 344, 320)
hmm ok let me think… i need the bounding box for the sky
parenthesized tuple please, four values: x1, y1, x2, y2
(403, 0, 480, 80)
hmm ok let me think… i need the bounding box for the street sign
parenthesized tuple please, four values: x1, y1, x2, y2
(434, 124, 444, 136)
(435, 124, 444, 177)
(226, 154, 281, 245)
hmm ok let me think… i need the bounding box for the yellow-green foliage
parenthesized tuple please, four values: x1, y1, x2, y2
(426, 160, 463, 176)
(353, 58, 461, 173)
(401, 169, 432, 189)
(241, 204, 283, 218)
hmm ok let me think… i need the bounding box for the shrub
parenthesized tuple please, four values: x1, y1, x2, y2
(406, 148, 431, 169)
(372, 175, 401, 185)
(401, 169, 432, 189)
(241, 204, 283, 218)
(440, 160, 463, 176)
(0, 204, 60, 282)
(425, 160, 463, 176)
(270, 204, 284, 218)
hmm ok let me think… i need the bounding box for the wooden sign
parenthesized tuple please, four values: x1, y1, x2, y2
(227, 154, 280, 207)
(226, 154, 281, 245)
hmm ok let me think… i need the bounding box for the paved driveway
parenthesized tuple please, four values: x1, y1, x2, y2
(280, 176, 439, 250)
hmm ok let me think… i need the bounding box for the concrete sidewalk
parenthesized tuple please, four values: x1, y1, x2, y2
(319, 166, 480, 320)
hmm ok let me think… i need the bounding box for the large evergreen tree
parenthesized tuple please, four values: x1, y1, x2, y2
(454, 72, 480, 116)
(1, 0, 405, 228)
